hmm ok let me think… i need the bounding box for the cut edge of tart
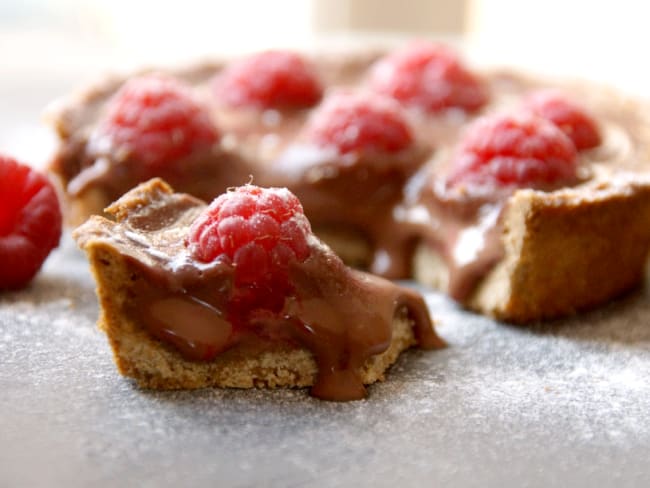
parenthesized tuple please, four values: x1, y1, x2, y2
(414, 174, 650, 322)
(74, 178, 444, 400)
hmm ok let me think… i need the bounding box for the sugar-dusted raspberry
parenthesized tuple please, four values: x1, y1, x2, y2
(447, 114, 579, 189)
(213, 50, 323, 109)
(187, 185, 312, 313)
(304, 91, 414, 155)
(97, 75, 219, 167)
(369, 42, 488, 113)
(522, 90, 602, 150)
(0, 155, 62, 289)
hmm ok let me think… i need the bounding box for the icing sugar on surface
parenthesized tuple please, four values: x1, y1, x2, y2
(1, 239, 650, 486)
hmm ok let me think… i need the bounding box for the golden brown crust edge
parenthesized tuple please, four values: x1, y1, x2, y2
(83, 240, 417, 391)
(414, 177, 650, 323)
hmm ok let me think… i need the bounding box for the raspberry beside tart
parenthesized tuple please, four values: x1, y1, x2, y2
(0, 155, 62, 289)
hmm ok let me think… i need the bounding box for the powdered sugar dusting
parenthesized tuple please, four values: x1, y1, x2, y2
(2, 242, 650, 486)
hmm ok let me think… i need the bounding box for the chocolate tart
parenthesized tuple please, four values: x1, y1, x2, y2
(73, 178, 444, 401)
(51, 47, 650, 322)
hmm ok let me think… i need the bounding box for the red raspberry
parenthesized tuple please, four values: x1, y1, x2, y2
(213, 50, 323, 109)
(0, 155, 62, 289)
(97, 75, 219, 167)
(522, 90, 602, 150)
(369, 42, 488, 113)
(304, 92, 414, 155)
(187, 185, 312, 315)
(447, 114, 578, 189)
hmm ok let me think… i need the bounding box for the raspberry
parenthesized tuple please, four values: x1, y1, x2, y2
(97, 75, 219, 167)
(213, 50, 323, 109)
(304, 92, 414, 155)
(187, 185, 312, 315)
(447, 114, 579, 189)
(522, 90, 602, 150)
(369, 42, 488, 113)
(0, 155, 62, 289)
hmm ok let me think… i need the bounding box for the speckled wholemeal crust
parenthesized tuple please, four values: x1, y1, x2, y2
(82, 225, 417, 392)
(414, 176, 650, 322)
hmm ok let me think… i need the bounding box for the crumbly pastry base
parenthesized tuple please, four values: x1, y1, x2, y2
(414, 177, 650, 322)
(85, 242, 417, 390)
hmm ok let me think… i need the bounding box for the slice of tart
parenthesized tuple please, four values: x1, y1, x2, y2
(73, 178, 444, 401)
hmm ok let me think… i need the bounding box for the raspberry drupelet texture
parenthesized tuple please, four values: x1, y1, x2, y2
(0, 155, 62, 289)
(522, 90, 602, 150)
(187, 185, 312, 315)
(213, 50, 323, 109)
(96, 75, 219, 168)
(447, 114, 579, 190)
(369, 42, 488, 113)
(304, 91, 414, 155)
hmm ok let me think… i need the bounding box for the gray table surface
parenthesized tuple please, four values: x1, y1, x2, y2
(2, 235, 650, 488)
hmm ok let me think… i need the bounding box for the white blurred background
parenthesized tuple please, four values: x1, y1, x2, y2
(1, 0, 649, 165)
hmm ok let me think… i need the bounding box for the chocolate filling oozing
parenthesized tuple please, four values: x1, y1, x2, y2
(52, 53, 650, 304)
(74, 180, 443, 400)
(267, 141, 430, 277)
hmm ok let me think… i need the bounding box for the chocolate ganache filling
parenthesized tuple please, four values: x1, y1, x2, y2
(74, 180, 444, 400)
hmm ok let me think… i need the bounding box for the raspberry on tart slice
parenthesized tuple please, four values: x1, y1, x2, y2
(213, 50, 323, 110)
(446, 113, 579, 191)
(187, 184, 311, 319)
(369, 42, 488, 113)
(303, 91, 415, 157)
(0, 155, 62, 289)
(522, 90, 602, 150)
(74, 179, 443, 400)
(94, 74, 220, 168)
